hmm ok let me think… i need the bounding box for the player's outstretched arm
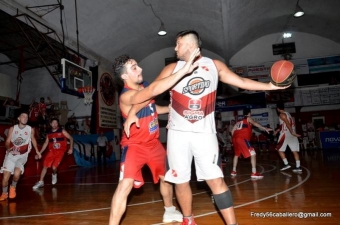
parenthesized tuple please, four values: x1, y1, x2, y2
(128, 48, 200, 105)
(215, 60, 289, 91)
(248, 117, 272, 133)
(62, 129, 74, 154)
(39, 136, 49, 158)
(30, 128, 41, 158)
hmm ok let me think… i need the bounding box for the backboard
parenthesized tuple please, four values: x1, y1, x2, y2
(61, 58, 92, 97)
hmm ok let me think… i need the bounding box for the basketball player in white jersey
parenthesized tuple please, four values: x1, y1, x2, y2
(125, 30, 288, 225)
(275, 102, 302, 172)
(0, 111, 40, 201)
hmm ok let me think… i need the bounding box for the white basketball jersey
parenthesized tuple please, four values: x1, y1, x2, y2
(167, 57, 219, 133)
(9, 125, 32, 154)
(279, 111, 296, 135)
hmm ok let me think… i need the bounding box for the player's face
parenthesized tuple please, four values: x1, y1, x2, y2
(175, 36, 193, 61)
(18, 113, 28, 125)
(50, 120, 59, 130)
(125, 60, 143, 84)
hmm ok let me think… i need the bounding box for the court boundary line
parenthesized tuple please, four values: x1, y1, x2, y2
(0, 164, 310, 223)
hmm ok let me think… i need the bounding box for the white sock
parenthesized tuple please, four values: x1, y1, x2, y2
(296, 160, 300, 168)
(283, 158, 288, 165)
(233, 167, 236, 171)
(252, 168, 256, 173)
(164, 206, 176, 212)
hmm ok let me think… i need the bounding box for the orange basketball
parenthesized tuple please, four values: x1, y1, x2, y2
(270, 60, 296, 87)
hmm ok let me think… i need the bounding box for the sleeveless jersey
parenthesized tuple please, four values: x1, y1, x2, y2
(29, 107, 40, 122)
(47, 128, 68, 151)
(279, 111, 296, 136)
(9, 124, 32, 154)
(39, 102, 47, 116)
(233, 118, 252, 141)
(167, 57, 219, 133)
(120, 82, 159, 145)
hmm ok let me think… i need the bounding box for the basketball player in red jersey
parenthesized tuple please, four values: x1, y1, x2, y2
(125, 30, 288, 225)
(0, 111, 40, 201)
(38, 97, 52, 120)
(231, 108, 272, 179)
(109, 48, 200, 225)
(32, 118, 73, 189)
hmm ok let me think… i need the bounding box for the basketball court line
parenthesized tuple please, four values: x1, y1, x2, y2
(0, 165, 310, 223)
(151, 165, 311, 225)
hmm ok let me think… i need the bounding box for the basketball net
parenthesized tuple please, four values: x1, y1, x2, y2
(81, 86, 95, 105)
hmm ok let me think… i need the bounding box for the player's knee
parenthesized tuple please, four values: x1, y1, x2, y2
(212, 190, 233, 210)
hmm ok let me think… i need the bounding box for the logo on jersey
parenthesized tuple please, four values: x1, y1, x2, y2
(149, 118, 159, 134)
(183, 109, 204, 121)
(171, 169, 178, 177)
(52, 137, 61, 149)
(183, 99, 204, 121)
(182, 77, 210, 95)
(13, 137, 25, 146)
(188, 99, 201, 110)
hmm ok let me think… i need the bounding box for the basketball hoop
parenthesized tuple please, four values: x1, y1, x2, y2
(81, 86, 95, 105)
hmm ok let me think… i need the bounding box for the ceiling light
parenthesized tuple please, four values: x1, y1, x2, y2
(158, 23, 167, 36)
(294, 0, 305, 18)
(283, 33, 292, 38)
(143, 0, 167, 36)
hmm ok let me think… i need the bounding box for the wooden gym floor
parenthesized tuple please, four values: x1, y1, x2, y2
(0, 148, 339, 225)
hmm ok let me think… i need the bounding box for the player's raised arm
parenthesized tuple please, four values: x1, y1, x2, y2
(128, 48, 200, 105)
(214, 60, 289, 91)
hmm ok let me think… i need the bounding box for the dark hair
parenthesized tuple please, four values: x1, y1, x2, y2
(17, 111, 29, 117)
(112, 54, 132, 77)
(243, 108, 251, 116)
(50, 118, 59, 124)
(176, 30, 202, 48)
(276, 102, 285, 110)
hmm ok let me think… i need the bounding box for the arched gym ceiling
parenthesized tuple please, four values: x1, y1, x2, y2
(1, 0, 340, 68)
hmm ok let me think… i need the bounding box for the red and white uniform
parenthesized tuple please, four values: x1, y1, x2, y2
(232, 118, 255, 158)
(119, 82, 166, 188)
(43, 128, 68, 168)
(8, 125, 32, 155)
(165, 57, 224, 184)
(1, 125, 32, 174)
(277, 111, 299, 152)
(167, 57, 218, 133)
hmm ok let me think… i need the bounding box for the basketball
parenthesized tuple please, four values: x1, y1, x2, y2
(270, 60, 296, 87)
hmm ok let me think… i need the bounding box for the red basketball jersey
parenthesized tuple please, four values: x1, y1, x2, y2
(47, 128, 68, 151)
(120, 82, 159, 146)
(233, 118, 252, 141)
(29, 107, 40, 122)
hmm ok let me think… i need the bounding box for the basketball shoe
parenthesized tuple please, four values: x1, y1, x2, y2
(0, 192, 8, 201)
(52, 173, 57, 185)
(33, 181, 44, 189)
(181, 215, 196, 225)
(251, 172, 264, 179)
(163, 206, 183, 223)
(292, 167, 302, 173)
(9, 186, 16, 199)
(230, 171, 237, 176)
(280, 164, 291, 171)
